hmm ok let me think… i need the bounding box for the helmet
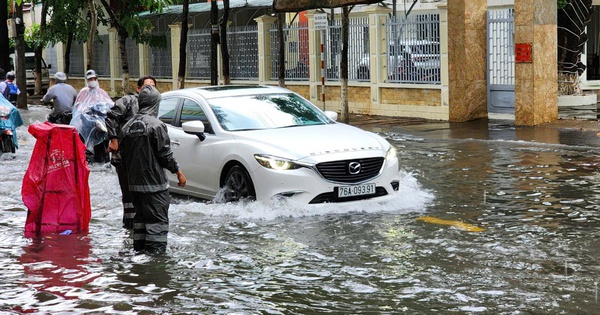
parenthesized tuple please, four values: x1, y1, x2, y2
(54, 71, 67, 81)
(6, 71, 15, 80)
(85, 69, 97, 80)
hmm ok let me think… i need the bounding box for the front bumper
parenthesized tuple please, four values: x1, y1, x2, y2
(249, 157, 400, 204)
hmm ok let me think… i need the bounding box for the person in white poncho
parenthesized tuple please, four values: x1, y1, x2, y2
(70, 69, 114, 162)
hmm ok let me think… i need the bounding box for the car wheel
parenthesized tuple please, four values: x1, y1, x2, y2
(222, 165, 256, 202)
(2, 135, 14, 153)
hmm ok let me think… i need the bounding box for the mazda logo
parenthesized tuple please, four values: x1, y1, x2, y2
(348, 161, 362, 175)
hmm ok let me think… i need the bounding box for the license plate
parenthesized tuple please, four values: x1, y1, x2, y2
(337, 183, 376, 198)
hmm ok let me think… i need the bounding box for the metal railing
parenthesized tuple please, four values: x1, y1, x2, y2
(228, 25, 259, 80)
(93, 35, 110, 77)
(187, 28, 211, 80)
(386, 13, 441, 84)
(68, 42, 84, 77)
(325, 16, 370, 81)
(149, 33, 172, 79)
(269, 21, 310, 81)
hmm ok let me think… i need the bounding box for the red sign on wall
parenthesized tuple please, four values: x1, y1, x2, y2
(515, 43, 532, 63)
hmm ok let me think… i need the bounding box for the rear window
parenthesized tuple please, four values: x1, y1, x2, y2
(10, 56, 46, 70)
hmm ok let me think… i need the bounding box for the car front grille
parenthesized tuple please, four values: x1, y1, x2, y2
(315, 157, 384, 183)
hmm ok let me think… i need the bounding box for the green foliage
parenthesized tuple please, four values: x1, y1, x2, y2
(558, 0, 567, 9)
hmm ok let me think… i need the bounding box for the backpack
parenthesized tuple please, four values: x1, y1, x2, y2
(2, 82, 18, 104)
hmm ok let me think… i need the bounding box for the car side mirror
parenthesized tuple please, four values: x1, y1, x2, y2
(324, 110, 338, 122)
(182, 120, 206, 141)
(47, 64, 52, 69)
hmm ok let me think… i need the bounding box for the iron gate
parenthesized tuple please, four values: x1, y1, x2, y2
(487, 9, 515, 114)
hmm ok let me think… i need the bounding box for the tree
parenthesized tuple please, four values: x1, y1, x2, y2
(210, 0, 218, 85)
(14, 0, 27, 109)
(98, 0, 171, 95)
(86, 0, 96, 70)
(43, 0, 89, 75)
(339, 6, 349, 123)
(273, 0, 383, 122)
(219, 0, 230, 85)
(178, 0, 188, 89)
(0, 0, 10, 74)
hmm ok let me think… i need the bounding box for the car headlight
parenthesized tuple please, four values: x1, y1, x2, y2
(386, 146, 397, 161)
(254, 154, 304, 170)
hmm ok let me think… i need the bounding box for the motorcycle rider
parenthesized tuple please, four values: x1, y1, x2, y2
(120, 85, 186, 254)
(105, 76, 156, 229)
(0, 71, 20, 104)
(72, 69, 113, 163)
(42, 72, 77, 124)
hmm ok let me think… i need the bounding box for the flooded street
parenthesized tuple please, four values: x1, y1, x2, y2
(1, 106, 600, 314)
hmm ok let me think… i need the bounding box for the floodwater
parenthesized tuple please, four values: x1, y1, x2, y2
(1, 106, 600, 314)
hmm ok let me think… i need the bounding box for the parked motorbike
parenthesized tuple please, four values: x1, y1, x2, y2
(0, 104, 15, 153)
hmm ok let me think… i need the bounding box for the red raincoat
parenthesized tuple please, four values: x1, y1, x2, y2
(22, 123, 91, 237)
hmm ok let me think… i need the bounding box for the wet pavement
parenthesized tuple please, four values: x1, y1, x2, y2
(1, 104, 600, 314)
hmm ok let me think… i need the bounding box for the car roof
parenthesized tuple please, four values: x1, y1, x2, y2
(162, 85, 293, 100)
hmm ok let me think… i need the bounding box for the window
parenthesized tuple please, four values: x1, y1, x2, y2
(158, 98, 178, 126)
(180, 99, 213, 133)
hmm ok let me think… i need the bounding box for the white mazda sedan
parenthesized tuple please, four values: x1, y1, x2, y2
(158, 85, 400, 204)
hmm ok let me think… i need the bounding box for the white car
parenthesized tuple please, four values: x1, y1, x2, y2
(159, 85, 400, 204)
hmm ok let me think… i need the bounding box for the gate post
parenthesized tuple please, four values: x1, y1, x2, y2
(447, 0, 488, 122)
(514, 1, 557, 125)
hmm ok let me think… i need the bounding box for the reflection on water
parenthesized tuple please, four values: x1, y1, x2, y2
(1, 110, 600, 313)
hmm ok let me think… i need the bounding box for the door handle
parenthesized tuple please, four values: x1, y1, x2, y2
(171, 140, 180, 147)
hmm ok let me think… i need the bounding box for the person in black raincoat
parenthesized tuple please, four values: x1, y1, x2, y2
(106, 76, 157, 229)
(120, 85, 186, 254)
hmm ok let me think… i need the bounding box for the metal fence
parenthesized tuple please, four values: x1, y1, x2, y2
(487, 8, 515, 113)
(149, 33, 172, 79)
(93, 35, 110, 77)
(386, 13, 441, 84)
(120, 38, 140, 77)
(228, 25, 259, 80)
(487, 9, 514, 86)
(69, 42, 84, 76)
(269, 21, 310, 81)
(187, 28, 211, 80)
(325, 16, 370, 81)
(45, 44, 58, 75)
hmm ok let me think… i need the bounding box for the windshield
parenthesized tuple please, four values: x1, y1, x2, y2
(208, 93, 333, 131)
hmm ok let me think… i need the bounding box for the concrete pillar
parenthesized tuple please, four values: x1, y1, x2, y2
(54, 42, 65, 73)
(365, 5, 391, 107)
(447, 0, 487, 122)
(305, 10, 321, 106)
(138, 43, 149, 77)
(255, 15, 277, 83)
(514, 1, 557, 125)
(169, 23, 182, 89)
(438, 3, 449, 109)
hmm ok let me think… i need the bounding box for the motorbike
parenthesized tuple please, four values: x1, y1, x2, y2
(0, 97, 23, 154)
(0, 104, 16, 153)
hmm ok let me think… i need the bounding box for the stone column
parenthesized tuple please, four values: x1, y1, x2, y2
(366, 5, 391, 107)
(138, 43, 149, 77)
(255, 15, 277, 83)
(514, 1, 557, 125)
(305, 10, 320, 105)
(169, 23, 182, 89)
(447, 0, 487, 122)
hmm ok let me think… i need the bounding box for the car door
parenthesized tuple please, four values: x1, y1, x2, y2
(164, 97, 220, 199)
